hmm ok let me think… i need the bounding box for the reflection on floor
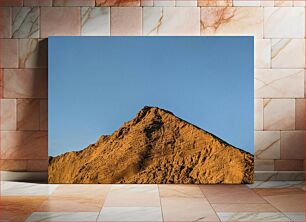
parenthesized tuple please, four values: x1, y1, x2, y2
(0, 181, 305, 221)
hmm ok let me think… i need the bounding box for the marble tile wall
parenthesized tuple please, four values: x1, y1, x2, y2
(0, 0, 304, 180)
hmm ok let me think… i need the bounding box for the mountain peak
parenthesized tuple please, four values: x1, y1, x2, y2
(139, 106, 174, 114)
(49, 106, 254, 184)
(132, 106, 174, 124)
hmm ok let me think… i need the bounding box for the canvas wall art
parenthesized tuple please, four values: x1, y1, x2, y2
(48, 37, 254, 184)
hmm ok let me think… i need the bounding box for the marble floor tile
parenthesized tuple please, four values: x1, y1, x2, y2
(283, 212, 305, 221)
(98, 207, 163, 221)
(25, 212, 99, 221)
(247, 181, 304, 189)
(255, 188, 305, 212)
(212, 203, 278, 212)
(0, 196, 47, 221)
(200, 185, 266, 204)
(158, 184, 204, 198)
(103, 184, 160, 207)
(37, 196, 104, 212)
(52, 184, 111, 199)
(161, 197, 219, 221)
(1, 181, 58, 196)
(217, 212, 291, 221)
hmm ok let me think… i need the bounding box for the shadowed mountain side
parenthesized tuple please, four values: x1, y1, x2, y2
(48, 106, 254, 184)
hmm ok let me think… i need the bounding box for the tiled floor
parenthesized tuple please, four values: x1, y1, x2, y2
(0, 181, 305, 222)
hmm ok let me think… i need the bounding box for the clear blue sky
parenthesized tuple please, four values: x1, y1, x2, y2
(49, 36, 254, 156)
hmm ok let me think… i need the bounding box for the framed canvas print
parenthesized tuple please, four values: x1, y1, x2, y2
(48, 37, 254, 184)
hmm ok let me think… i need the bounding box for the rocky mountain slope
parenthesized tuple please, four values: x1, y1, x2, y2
(48, 106, 254, 184)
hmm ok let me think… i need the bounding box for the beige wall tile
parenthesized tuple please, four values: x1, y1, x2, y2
(254, 160, 274, 171)
(3, 69, 48, 99)
(19, 39, 48, 68)
(81, 7, 110, 36)
(233, 0, 260, 6)
(264, 7, 305, 38)
(200, 7, 263, 38)
(260, 0, 274, 6)
(111, 7, 142, 36)
(24, 0, 52, 6)
(40, 99, 48, 130)
(141, 0, 153, 6)
(254, 131, 280, 160)
(0, 7, 11, 38)
(275, 160, 304, 171)
(0, 131, 48, 159)
(0, 69, 3, 98)
(27, 159, 48, 171)
(280, 131, 304, 159)
(295, 99, 305, 130)
(154, 0, 175, 6)
(143, 7, 200, 36)
(272, 39, 305, 68)
(198, 0, 232, 6)
(255, 99, 263, 130)
(255, 69, 304, 99)
(17, 99, 40, 130)
(96, 0, 140, 6)
(293, 0, 305, 6)
(0, 0, 22, 6)
(304, 70, 306, 98)
(41, 7, 80, 38)
(53, 0, 95, 6)
(176, 0, 197, 6)
(0, 39, 18, 68)
(12, 7, 40, 38)
(255, 39, 271, 68)
(263, 99, 295, 130)
(0, 159, 27, 171)
(274, 0, 293, 6)
(0, 99, 16, 131)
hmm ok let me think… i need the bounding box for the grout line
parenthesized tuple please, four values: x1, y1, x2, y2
(157, 184, 165, 222)
(95, 184, 112, 221)
(199, 185, 222, 222)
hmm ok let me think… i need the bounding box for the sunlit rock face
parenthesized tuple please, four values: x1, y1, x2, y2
(49, 106, 253, 184)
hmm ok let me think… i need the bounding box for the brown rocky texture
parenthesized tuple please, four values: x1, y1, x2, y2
(49, 106, 254, 184)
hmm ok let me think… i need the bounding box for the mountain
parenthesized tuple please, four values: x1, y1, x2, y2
(48, 106, 254, 184)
